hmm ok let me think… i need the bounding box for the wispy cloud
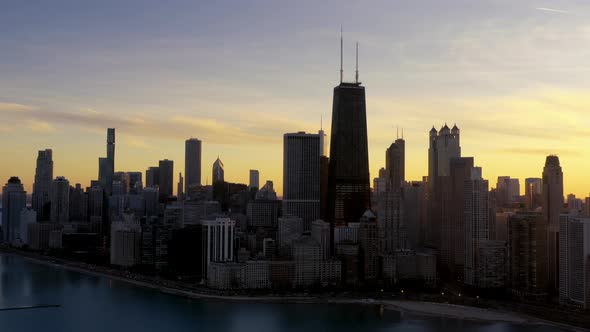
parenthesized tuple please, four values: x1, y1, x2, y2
(0, 102, 35, 112)
(26, 120, 56, 133)
(535, 7, 568, 13)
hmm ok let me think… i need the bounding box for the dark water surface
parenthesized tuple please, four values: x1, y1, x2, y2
(0, 254, 565, 332)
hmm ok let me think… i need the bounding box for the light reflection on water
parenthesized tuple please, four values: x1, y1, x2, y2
(0, 254, 563, 332)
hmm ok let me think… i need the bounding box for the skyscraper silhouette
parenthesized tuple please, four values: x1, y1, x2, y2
(185, 138, 202, 194)
(326, 38, 370, 228)
(542, 155, 564, 291)
(283, 132, 321, 231)
(32, 149, 53, 221)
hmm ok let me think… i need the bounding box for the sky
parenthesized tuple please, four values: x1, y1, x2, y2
(1, 0, 590, 198)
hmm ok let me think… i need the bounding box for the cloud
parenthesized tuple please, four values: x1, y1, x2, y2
(0, 102, 35, 112)
(535, 7, 568, 13)
(26, 120, 56, 133)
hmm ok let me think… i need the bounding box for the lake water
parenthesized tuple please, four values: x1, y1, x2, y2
(0, 253, 565, 332)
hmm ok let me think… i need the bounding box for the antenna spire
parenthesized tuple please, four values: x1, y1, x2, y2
(396, 126, 399, 139)
(355, 41, 359, 83)
(402, 128, 404, 139)
(321, 114, 323, 130)
(340, 26, 343, 83)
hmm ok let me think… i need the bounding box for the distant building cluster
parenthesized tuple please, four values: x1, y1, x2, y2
(1, 43, 590, 310)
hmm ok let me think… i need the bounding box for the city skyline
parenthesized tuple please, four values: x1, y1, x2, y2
(2, 1, 590, 198)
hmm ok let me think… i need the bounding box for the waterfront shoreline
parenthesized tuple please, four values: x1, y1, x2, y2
(6, 250, 588, 331)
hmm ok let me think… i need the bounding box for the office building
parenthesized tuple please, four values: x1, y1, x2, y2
(427, 124, 461, 252)
(203, 218, 235, 275)
(326, 41, 371, 226)
(283, 132, 321, 231)
(559, 215, 590, 308)
(311, 219, 331, 260)
(2, 177, 27, 244)
(212, 157, 224, 184)
(525, 178, 542, 210)
(50, 176, 70, 224)
(542, 155, 564, 291)
(185, 138, 202, 194)
(464, 167, 490, 287)
(32, 149, 53, 221)
(359, 210, 378, 281)
(146, 166, 160, 188)
(277, 216, 304, 257)
(386, 137, 405, 190)
(19, 208, 37, 246)
(508, 212, 548, 298)
(249, 170, 259, 190)
(158, 159, 174, 200)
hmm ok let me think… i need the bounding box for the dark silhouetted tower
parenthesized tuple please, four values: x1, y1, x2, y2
(32, 149, 53, 221)
(326, 38, 370, 228)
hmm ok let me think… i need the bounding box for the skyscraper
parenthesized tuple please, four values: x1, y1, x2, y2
(177, 173, 184, 200)
(32, 149, 53, 221)
(559, 215, 590, 308)
(463, 167, 490, 287)
(158, 159, 174, 200)
(185, 138, 202, 193)
(249, 170, 260, 190)
(542, 155, 564, 291)
(283, 132, 321, 231)
(525, 177, 542, 210)
(50, 176, 70, 224)
(2, 177, 27, 244)
(212, 157, 224, 184)
(326, 39, 370, 227)
(386, 137, 405, 190)
(98, 128, 115, 195)
(69, 183, 87, 222)
(426, 124, 461, 251)
(146, 166, 160, 188)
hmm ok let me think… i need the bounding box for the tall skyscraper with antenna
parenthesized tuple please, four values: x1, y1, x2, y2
(327, 32, 370, 231)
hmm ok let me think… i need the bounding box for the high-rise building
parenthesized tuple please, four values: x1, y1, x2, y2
(146, 166, 160, 188)
(525, 178, 542, 210)
(542, 155, 564, 291)
(110, 219, 141, 267)
(277, 216, 304, 257)
(32, 149, 53, 221)
(177, 173, 184, 201)
(98, 128, 115, 195)
(326, 51, 371, 227)
(508, 212, 548, 297)
(283, 132, 321, 231)
(69, 184, 87, 222)
(386, 137, 405, 190)
(249, 170, 259, 191)
(463, 167, 490, 287)
(427, 124, 461, 251)
(496, 176, 520, 207)
(19, 208, 37, 246)
(359, 210, 378, 282)
(559, 215, 590, 308)
(127, 172, 143, 194)
(50, 177, 70, 224)
(212, 157, 224, 184)
(203, 218, 235, 277)
(2, 177, 27, 244)
(377, 187, 404, 253)
(185, 138, 202, 193)
(445, 157, 474, 275)
(311, 219, 331, 260)
(255, 181, 277, 200)
(158, 159, 174, 200)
